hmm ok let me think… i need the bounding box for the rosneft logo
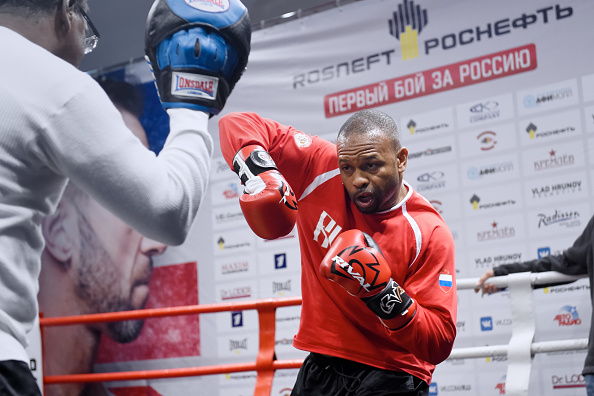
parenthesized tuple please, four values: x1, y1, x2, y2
(299, 3, 573, 91)
(388, 0, 428, 61)
(470, 195, 480, 210)
(526, 122, 537, 139)
(407, 119, 417, 134)
(469, 194, 515, 211)
(525, 121, 575, 140)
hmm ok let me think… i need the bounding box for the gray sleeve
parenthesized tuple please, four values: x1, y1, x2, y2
(493, 215, 593, 277)
(38, 78, 212, 245)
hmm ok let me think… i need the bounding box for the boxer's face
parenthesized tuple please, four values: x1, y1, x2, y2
(337, 131, 407, 213)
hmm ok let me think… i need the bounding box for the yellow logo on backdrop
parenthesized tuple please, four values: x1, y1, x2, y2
(401, 26, 419, 60)
(407, 120, 416, 134)
(388, 0, 428, 61)
(526, 122, 537, 139)
(470, 194, 480, 210)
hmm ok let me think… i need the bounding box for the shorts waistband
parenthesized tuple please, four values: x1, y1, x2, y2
(309, 353, 407, 374)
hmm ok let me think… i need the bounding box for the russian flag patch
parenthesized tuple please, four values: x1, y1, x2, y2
(439, 271, 453, 293)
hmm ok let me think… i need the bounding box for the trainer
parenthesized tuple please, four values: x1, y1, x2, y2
(0, 0, 250, 394)
(475, 214, 594, 396)
(219, 110, 456, 395)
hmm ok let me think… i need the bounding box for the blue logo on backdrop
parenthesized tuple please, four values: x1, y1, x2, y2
(231, 311, 243, 328)
(429, 382, 438, 395)
(480, 316, 493, 331)
(275, 253, 287, 269)
(537, 247, 551, 259)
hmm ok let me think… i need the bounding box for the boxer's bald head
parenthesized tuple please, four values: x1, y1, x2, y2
(337, 109, 402, 153)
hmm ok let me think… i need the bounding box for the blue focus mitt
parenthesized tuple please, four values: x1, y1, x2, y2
(145, 0, 251, 116)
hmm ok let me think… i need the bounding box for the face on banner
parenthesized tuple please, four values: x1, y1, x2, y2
(38, 75, 169, 395)
(72, 190, 167, 339)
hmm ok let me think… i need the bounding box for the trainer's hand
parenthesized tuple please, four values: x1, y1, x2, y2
(233, 145, 298, 240)
(320, 229, 417, 330)
(474, 269, 501, 295)
(145, 0, 251, 115)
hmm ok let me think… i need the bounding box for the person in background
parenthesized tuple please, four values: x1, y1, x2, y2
(475, 215, 594, 396)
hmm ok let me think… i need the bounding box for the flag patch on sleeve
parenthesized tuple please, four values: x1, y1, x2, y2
(439, 271, 453, 293)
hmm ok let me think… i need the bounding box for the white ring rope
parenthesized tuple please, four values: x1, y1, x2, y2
(450, 271, 588, 395)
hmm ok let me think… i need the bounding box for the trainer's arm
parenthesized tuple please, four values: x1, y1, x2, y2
(40, 78, 212, 245)
(475, 215, 593, 294)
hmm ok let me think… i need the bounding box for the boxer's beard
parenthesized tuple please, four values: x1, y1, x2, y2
(354, 176, 400, 214)
(74, 212, 147, 344)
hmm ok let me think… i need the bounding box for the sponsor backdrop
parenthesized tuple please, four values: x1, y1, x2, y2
(32, 0, 594, 395)
(211, 0, 594, 395)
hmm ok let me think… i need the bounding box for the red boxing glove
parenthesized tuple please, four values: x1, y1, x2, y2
(319, 229, 417, 330)
(232, 145, 298, 240)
